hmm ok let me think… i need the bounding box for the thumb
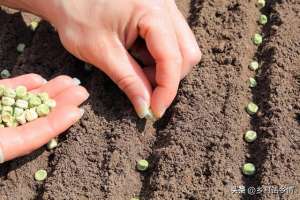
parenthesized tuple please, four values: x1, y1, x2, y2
(93, 38, 153, 119)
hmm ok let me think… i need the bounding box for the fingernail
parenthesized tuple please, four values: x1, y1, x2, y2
(155, 107, 167, 119)
(79, 108, 85, 117)
(73, 77, 81, 85)
(134, 96, 152, 119)
(42, 78, 47, 84)
(0, 146, 4, 163)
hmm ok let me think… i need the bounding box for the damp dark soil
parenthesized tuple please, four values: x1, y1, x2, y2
(0, 0, 299, 200)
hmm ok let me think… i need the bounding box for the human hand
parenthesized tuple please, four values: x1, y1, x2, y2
(46, 0, 201, 119)
(0, 74, 89, 163)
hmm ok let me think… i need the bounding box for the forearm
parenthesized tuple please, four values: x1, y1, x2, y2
(0, 0, 58, 22)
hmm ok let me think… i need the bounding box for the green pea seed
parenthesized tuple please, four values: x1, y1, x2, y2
(14, 107, 24, 117)
(17, 43, 26, 53)
(15, 86, 27, 98)
(259, 14, 268, 25)
(47, 138, 58, 150)
(30, 21, 39, 31)
(6, 119, 18, 127)
(34, 169, 47, 181)
(36, 104, 50, 117)
(0, 85, 5, 96)
(137, 159, 149, 171)
(246, 102, 259, 115)
(242, 163, 256, 176)
(249, 61, 259, 71)
(252, 33, 263, 45)
(256, 0, 266, 8)
(249, 78, 257, 88)
(15, 99, 29, 109)
(44, 99, 56, 109)
(2, 97, 15, 106)
(2, 113, 13, 123)
(29, 95, 42, 108)
(16, 112, 26, 125)
(4, 88, 16, 98)
(244, 130, 257, 143)
(0, 70, 11, 79)
(144, 108, 156, 121)
(2, 106, 13, 115)
(25, 108, 38, 122)
(38, 92, 49, 102)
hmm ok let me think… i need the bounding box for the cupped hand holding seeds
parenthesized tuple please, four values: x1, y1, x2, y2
(0, 74, 89, 163)
(1, 0, 201, 119)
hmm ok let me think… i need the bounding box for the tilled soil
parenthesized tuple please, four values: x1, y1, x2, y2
(0, 0, 299, 200)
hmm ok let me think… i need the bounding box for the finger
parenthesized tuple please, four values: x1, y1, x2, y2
(0, 105, 84, 163)
(0, 73, 47, 90)
(168, 1, 202, 78)
(31, 75, 79, 97)
(143, 66, 156, 86)
(54, 85, 89, 107)
(91, 37, 152, 119)
(139, 13, 182, 118)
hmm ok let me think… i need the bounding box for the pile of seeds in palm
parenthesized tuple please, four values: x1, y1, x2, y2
(0, 85, 56, 128)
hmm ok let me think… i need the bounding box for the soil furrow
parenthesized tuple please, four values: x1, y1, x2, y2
(138, 1, 261, 199)
(246, 1, 300, 199)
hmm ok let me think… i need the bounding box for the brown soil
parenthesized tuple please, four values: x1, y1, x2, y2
(0, 0, 299, 200)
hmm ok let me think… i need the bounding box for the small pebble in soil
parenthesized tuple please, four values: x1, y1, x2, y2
(244, 130, 257, 143)
(249, 61, 259, 71)
(84, 63, 93, 71)
(252, 33, 263, 45)
(256, 0, 266, 8)
(17, 43, 26, 53)
(246, 102, 259, 115)
(30, 21, 39, 31)
(34, 169, 47, 181)
(249, 77, 257, 88)
(137, 159, 149, 171)
(259, 14, 268, 25)
(47, 138, 58, 150)
(242, 163, 256, 176)
(0, 69, 11, 79)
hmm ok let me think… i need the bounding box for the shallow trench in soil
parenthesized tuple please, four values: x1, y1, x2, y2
(0, 0, 299, 200)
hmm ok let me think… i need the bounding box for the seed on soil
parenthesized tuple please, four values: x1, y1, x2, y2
(252, 34, 263, 45)
(244, 130, 257, 143)
(30, 21, 39, 31)
(137, 159, 149, 171)
(47, 138, 58, 150)
(249, 78, 257, 88)
(242, 163, 256, 176)
(246, 102, 259, 115)
(256, 0, 266, 8)
(0, 69, 11, 79)
(249, 61, 259, 71)
(17, 43, 26, 53)
(34, 169, 47, 181)
(259, 15, 268, 25)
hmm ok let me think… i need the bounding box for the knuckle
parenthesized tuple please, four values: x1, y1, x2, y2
(186, 48, 202, 66)
(116, 75, 137, 93)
